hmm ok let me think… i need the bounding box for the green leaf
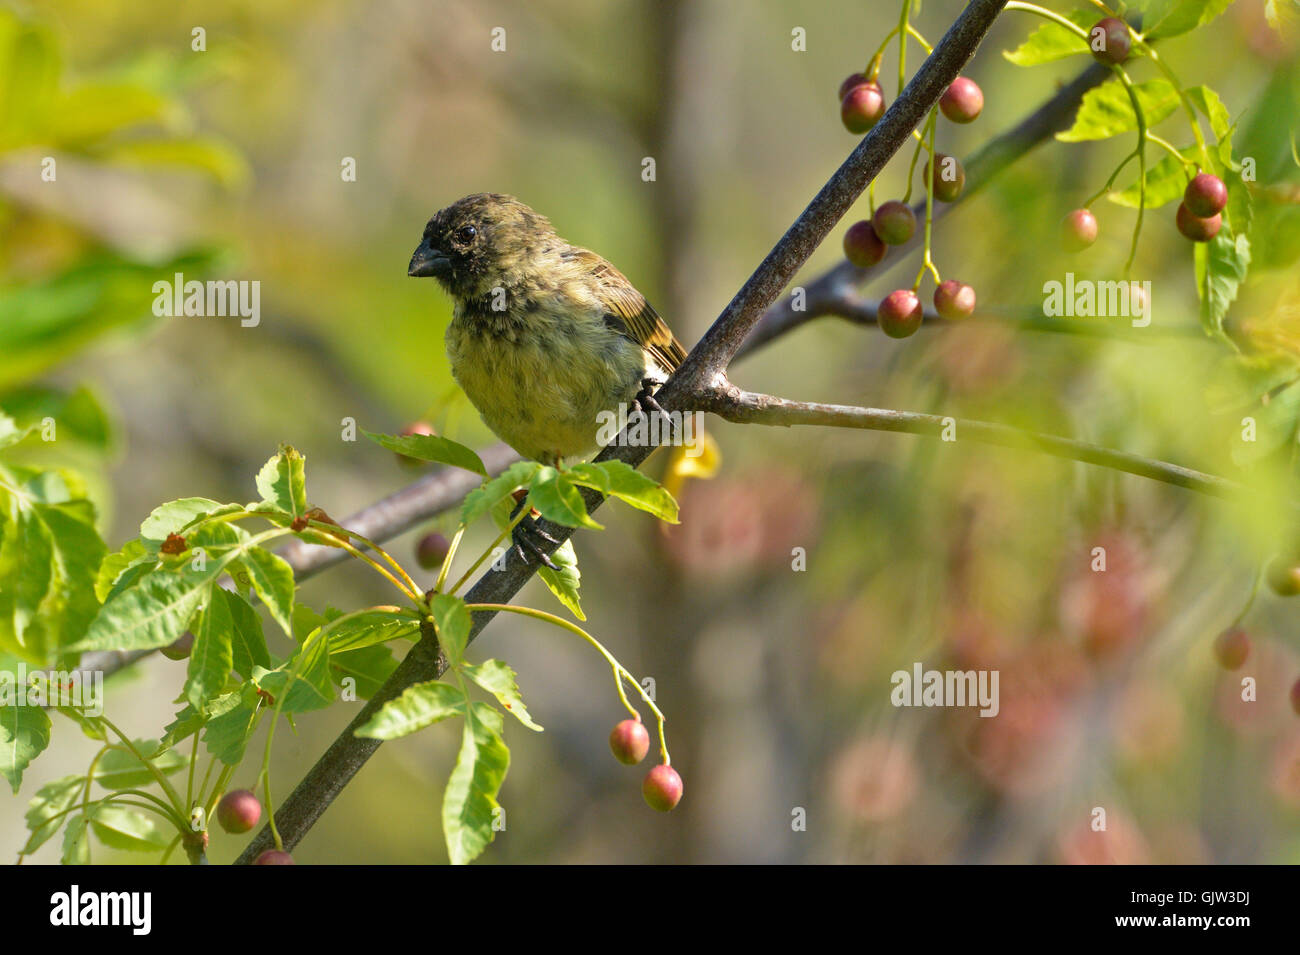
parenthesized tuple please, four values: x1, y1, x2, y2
(139, 497, 222, 542)
(354, 680, 465, 739)
(363, 429, 486, 476)
(1110, 146, 1198, 209)
(461, 461, 540, 526)
(536, 539, 585, 621)
(22, 775, 83, 854)
(62, 812, 89, 865)
(243, 546, 295, 635)
(568, 460, 679, 523)
(185, 589, 234, 714)
(464, 659, 543, 731)
(0, 385, 112, 450)
(321, 608, 420, 653)
(528, 467, 602, 530)
(1137, 0, 1236, 39)
(0, 702, 51, 792)
(203, 698, 259, 765)
(0, 488, 105, 664)
(257, 637, 333, 713)
(69, 571, 210, 653)
(1195, 229, 1251, 338)
(1056, 78, 1180, 143)
(159, 692, 242, 750)
(93, 740, 186, 789)
(94, 539, 154, 603)
(1003, 8, 1095, 66)
(254, 445, 308, 517)
(442, 702, 509, 865)
(1186, 85, 1232, 142)
(102, 136, 249, 189)
(219, 590, 269, 679)
(329, 644, 398, 700)
(429, 593, 472, 664)
(0, 414, 34, 449)
(88, 804, 173, 851)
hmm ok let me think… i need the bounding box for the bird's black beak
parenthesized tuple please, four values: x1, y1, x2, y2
(408, 238, 451, 278)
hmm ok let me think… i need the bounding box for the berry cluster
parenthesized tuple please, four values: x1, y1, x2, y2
(609, 718, 683, 811)
(839, 70, 981, 339)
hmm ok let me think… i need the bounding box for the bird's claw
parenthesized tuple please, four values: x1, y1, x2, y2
(509, 499, 560, 571)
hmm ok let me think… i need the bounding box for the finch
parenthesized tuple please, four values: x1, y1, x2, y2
(408, 193, 686, 563)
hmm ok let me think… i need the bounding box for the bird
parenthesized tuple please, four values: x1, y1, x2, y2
(408, 193, 686, 566)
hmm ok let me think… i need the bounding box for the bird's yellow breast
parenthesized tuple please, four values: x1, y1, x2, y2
(445, 298, 647, 464)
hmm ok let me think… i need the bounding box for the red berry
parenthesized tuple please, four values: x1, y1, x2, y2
(838, 72, 867, 101)
(1090, 17, 1131, 64)
(396, 421, 436, 467)
(216, 789, 262, 834)
(939, 77, 983, 123)
(1175, 202, 1222, 242)
(1184, 173, 1228, 217)
(253, 850, 295, 865)
(843, 220, 886, 268)
(642, 764, 683, 812)
(933, 280, 976, 320)
(924, 153, 966, 202)
(841, 82, 885, 134)
(415, 532, 451, 571)
(877, 289, 924, 339)
(1213, 627, 1250, 670)
(609, 719, 651, 765)
(1267, 555, 1300, 596)
(1061, 209, 1098, 252)
(872, 201, 916, 246)
(160, 631, 195, 661)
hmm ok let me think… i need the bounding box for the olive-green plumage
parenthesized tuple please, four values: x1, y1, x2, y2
(409, 194, 685, 464)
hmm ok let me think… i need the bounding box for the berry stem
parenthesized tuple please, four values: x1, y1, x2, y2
(914, 110, 941, 290)
(1130, 40, 1215, 174)
(897, 0, 913, 97)
(1004, 2, 1091, 40)
(433, 523, 467, 593)
(1115, 67, 1147, 277)
(468, 602, 671, 763)
(1228, 564, 1264, 629)
(447, 503, 531, 596)
(1145, 131, 1197, 169)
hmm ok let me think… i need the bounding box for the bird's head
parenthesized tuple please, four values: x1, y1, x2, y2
(408, 193, 557, 299)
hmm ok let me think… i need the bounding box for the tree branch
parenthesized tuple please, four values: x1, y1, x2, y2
(234, 0, 1013, 863)
(695, 384, 1241, 499)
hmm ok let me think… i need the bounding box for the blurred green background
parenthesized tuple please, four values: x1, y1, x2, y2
(4, 0, 1300, 863)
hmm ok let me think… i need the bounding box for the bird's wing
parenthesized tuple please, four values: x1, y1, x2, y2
(570, 248, 687, 374)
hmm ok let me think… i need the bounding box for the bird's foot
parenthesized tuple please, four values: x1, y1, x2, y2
(509, 498, 560, 570)
(629, 379, 675, 437)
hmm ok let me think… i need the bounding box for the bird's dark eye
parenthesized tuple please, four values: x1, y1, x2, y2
(455, 225, 477, 244)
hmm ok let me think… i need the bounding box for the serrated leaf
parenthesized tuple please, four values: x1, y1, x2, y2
(528, 467, 601, 530)
(442, 702, 509, 865)
(88, 804, 173, 851)
(69, 571, 210, 653)
(23, 774, 83, 854)
(62, 812, 89, 865)
(258, 636, 333, 713)
(1138, 0, 1236, 39)
(94, 539, 153, 603)
(1195, 229, 1251, 338)
(1057, 78, 1180, 143)
(329, 643, 398, 700)
(1110, 146, 1199, 209)
(93, 740, 186, 789)
(429, 593, 472, 663)
(464, 659, 542, 731)
(184, 589, 233, 714)
(0, 702, 51, 792)
(203, 698, 259, 765)
(363, 429, 486, 475)
(1003, 8, 1095, 66)
(139, 498, 221, 542)
(254, 445, 308, 516)
(461, 461, 541, 526)
(159, 692, 241, 750)
(322, 608, 420, 653)
(225, 590, 271, 679)
(568, 460, 679, 523)
(536, 539, 584, 620)
(243, 546, 294, 635)
(354, 680, 465, 739)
